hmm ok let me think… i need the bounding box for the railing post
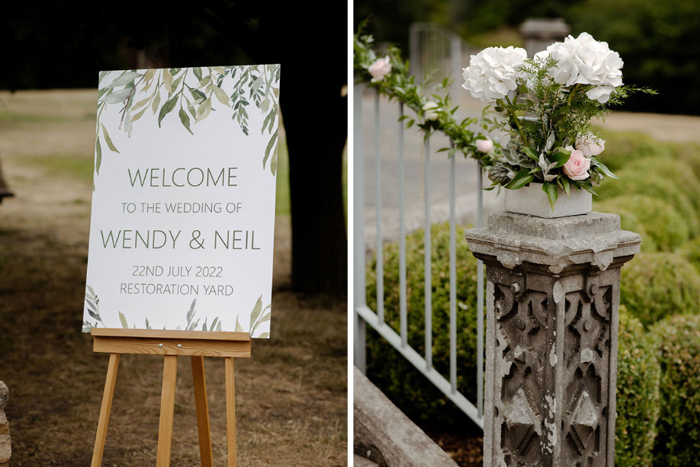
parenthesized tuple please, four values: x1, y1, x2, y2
(354, 84, 367, 373)
(450, 34, 462, 108)
(465, 213, 641, 465)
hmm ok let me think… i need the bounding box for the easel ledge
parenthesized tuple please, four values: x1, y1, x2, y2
(91, 328, 251, 357)
(90, 328, 251, 467)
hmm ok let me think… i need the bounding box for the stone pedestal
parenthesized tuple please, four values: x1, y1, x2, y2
(465, 212, 640, 467)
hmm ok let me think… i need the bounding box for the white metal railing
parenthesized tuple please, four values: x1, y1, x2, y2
(353, 82, 486, 428)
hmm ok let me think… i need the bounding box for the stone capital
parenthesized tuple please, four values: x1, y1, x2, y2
(465, 211, 641, 274)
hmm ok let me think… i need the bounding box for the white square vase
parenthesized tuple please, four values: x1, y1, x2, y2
(504, 183, 592, 218)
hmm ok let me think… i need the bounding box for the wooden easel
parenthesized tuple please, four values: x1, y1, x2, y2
(89, 328, 251, 467)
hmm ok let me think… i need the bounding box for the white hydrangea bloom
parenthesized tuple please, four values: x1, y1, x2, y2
(462, 46, 528, 103)
(542, 32, 623, 103)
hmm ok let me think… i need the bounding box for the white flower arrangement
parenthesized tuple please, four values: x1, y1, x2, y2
(463, 32, 654, 209)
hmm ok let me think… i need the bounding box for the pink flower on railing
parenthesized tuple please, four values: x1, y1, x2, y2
(368, 56, 392, 83)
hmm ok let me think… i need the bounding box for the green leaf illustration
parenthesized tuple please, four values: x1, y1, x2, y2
(263, 130, 278, 169)
(158, 97, 178, 128)
(119, 311, 129, 329)
(179, 109, 194, 135)
(163, 69, 173, 93)
(257, 332, 269, 338)
(151, 89, 162, 114)
(213, 85, 230, 106)
(95, 138, 102, 175)
(111, 71, 140, 87)
(235, 315, 243, 332)
(250, 295, 263, 329)
(187, 298, 197, 323)
(100, 124, 120, 154)
(195, 98, 212, 121)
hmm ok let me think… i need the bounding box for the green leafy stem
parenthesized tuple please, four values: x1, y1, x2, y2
(354, 24, 494, 167)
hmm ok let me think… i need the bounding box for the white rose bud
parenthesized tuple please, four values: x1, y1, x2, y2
(422, 101, 439, 121)
(368, 56, 392, 83)
(476, 138, 494, 153)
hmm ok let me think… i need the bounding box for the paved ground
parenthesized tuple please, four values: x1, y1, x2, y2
(359, 88, 700, 248)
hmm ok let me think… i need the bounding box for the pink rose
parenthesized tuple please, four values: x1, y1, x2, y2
(575, 134, 605, 157)
(368, 56, 392, 83)
(476, 138, 494, 153)
(563, 148, 591, 180)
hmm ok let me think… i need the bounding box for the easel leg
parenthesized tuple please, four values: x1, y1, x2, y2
(225, 357, 237, 467)
(156, 356, 178, 467)
(91, 353, 120, 467)
(191, 356, 213, 467)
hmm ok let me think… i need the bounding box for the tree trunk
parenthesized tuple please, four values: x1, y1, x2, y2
(282, 76, 347, 296)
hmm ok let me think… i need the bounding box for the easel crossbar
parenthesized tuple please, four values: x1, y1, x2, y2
(91, 329, 252, 357)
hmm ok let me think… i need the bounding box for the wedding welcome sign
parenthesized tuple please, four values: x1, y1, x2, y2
(83, 64, 280, 338)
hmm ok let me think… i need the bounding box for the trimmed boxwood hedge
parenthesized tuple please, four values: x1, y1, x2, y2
(597, 130, 672, 172)
(596, 168, 700, 237)
(650, 315, 700, 467)
(365, 222, 482, 424)
(620, 252, 700, 328)
(615, 307, 661, 467)
(682, 236, 700, 274)
(595, 195, 688, 252)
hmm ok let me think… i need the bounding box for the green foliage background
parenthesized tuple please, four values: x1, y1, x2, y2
(355, 0, 697, 114)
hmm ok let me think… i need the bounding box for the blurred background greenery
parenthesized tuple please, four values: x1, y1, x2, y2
(355, 0, 700, 114)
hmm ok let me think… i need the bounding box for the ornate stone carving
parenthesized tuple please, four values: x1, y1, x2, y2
(465, 212, 640, 467)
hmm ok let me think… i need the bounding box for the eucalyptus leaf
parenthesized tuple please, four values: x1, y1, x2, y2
(103, 88, 131, 104)
(158, 97, 178, 127)
(119, 312, 129, 329)
(193, 67, 203, 81)
(256, 332, 270, 338)
(263, 130, 278, 169)
(151, 89, 162, 114)
(95, 138, 102, 175)
(179, 109, 194, 135)
(235, 315, 243, 332)
(189, 88, 207, 103)
(111, 71, 140, 87)
(143, 69, 156, 82)
(100, 124, 119, 154)
(249, 295, 263, 327)
(212, 85, 230, 106)
(187, 298, 197, 323)
(163, 69, 173, 93)
(195, 98, 212, 121)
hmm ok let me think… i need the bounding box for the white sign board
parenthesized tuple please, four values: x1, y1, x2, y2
(83, 65, 280, 338)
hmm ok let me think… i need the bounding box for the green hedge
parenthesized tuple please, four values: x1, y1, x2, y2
(598, 130, 673, 173)
(366, 222, 482, 424)
(682, 236, 700, 274)
(616, 307, 661, 467)
(651, 315, 700, 467)
(595, 195, 688, 252)
(620, 252, 700, 328)
(596, 168, 699, 237)
(667, 142, 700, 182)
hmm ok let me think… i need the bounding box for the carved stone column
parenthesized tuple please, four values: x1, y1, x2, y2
(465, 212, 640, 467)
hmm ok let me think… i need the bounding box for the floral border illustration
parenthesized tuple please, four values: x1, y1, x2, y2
(94, 64, 281, 181)
(83, 286, 270, 338)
